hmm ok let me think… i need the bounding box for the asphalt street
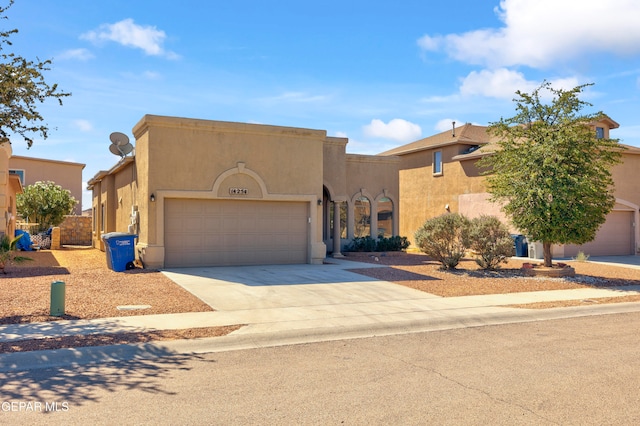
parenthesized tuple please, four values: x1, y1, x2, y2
(3, 311, 640, 425)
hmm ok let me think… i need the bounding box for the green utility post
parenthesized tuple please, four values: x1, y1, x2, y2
(50, 281, 65, 317)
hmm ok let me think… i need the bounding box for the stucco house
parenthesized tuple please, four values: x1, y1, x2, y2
(88, 115, 400, 268)
(0, 143, 23, 239)
(8, 155, 85, 215)
(381, 118, 640, 257)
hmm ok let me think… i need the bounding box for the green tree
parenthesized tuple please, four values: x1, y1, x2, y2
(0, 0, 70, 147)
(17, 181, 77, 232)
(479, 82, 622, 267)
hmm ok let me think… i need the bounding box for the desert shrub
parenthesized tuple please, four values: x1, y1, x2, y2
(346, 236, 378, 252)
(375, 235, 410, 252)
(465, 215, 513, 270)
(414, 213, 469, 270)
(346, 235, 410, 252)
(573, 251, 590, 262)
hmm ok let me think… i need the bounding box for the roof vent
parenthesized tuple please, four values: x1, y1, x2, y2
(452, 121, 456, 137)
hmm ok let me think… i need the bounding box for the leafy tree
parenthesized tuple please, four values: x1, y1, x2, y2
(464, 215, 513, 271)
(479, 82, 622, 267)
(17, 181, 77, 232)
(0, 0, 70, 147)
(414, 213, 469, 270)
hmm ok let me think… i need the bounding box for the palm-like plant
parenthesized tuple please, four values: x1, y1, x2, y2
(0, 235, 32, 273)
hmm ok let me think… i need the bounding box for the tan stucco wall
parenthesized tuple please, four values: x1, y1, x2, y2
(398, 148, 487, 243)
(8, 156, 84, 215)
(345, 154, 400, 238)
(0, 143, 20, 238)
(127, 115, 327, 267)
(323, 137, 348, 200)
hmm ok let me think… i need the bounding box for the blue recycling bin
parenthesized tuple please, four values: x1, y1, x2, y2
(101, 232, 137, 272)
(512, 235, 528, 257)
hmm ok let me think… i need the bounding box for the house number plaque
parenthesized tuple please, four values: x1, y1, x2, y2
(229, 187, 248, 195)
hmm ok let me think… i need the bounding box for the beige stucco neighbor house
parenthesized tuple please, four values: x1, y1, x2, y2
(0, 143, 23, 239)
(88, 115, 400, 268)
(8, 155, 85, 215)
(381, 118, 640, 257)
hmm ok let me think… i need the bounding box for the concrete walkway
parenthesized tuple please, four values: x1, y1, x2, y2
(2, 257, 640, 371)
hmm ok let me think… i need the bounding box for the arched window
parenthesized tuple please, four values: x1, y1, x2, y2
(377, 197, 393, 237)
(354, 196, 371, 238)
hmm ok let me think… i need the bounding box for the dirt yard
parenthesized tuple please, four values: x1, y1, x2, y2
(344, 252, 640, 308)
(1, 248, 639, 353)
(0, 246, 213, 324)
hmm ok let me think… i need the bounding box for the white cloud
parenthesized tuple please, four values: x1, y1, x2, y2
(81, 18, 178, 58)
(459, 68, 580, 99)
(58, 48, 94, 61)
(73, 119, 93, 132)
(333, 131, 348, 138)
(417, 0, 640, 69)
(434, 119, 462, 133)
(363, 119, 422, 142)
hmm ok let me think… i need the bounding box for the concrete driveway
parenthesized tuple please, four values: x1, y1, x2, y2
(162, 259, 440, 312)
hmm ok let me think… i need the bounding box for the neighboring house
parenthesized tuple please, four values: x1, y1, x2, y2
(381, 118, 640, 257)
(88, 115, 400, 268)
(8, 155, 85, 215)
(0, 143, 23, 239)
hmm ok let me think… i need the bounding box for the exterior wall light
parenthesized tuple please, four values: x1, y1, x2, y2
(150, 194, 156, 202)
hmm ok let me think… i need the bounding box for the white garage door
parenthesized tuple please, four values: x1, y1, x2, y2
(564, 211, 634, 257)
(164, 199, 309, 267)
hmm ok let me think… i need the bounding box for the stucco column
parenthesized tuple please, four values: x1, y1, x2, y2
(332, 201, 344, 257)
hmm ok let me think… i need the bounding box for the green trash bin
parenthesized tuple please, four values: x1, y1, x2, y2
(50, 281, 65, 317)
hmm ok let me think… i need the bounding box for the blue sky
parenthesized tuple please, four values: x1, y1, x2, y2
(6, 0, 640, 209)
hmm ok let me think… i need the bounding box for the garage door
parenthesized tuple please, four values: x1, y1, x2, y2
(164, 199, 309, 267)
(564, 211, 634, 257)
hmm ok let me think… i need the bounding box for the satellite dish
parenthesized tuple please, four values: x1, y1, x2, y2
(109, 132, 130, 146)
(109, 142, 134, 157)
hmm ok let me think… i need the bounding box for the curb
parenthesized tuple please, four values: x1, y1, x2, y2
(3, 302, 640, 373)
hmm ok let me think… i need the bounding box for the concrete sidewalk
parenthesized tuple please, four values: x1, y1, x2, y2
(2, 258, 640, 371)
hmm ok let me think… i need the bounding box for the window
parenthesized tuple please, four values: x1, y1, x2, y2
(433, 150, 442, 175)
(596, 127, 605, 139)
(354, 196, 371, 238)
(377, 197, 393, 238)
(9, 169, 25, 185)
(101, 203, 105, 232)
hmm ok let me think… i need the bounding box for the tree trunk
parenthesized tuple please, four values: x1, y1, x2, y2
(543, 241, 553, 267)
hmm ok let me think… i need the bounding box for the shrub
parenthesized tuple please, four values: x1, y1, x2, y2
(375, 235, 410, 252)
(573, 251, 590, 262)
(414, 213, 469, 270)
(465, 215, 513, 270)
(347, 236, 378, 252)
(346, 235, 410, 252)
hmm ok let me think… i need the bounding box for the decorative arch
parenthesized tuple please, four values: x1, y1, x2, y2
(374, 190, 399, 237)
(349, 189, 375, 239)
(211, 162, 267, 199)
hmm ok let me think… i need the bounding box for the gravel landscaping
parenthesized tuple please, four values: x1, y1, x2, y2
(1, 247, 638, 354)
(0, 246, 214, 324)
(344, 252, 640, 307)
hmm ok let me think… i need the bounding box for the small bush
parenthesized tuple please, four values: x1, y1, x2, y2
(346, 235, 410, 252)
(414, 213, 469, 270)
(376, 235, 410, 252)
(573, 251, 590, 262)
(347, 236, 378, 252)
(465, 215, 513, 270)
